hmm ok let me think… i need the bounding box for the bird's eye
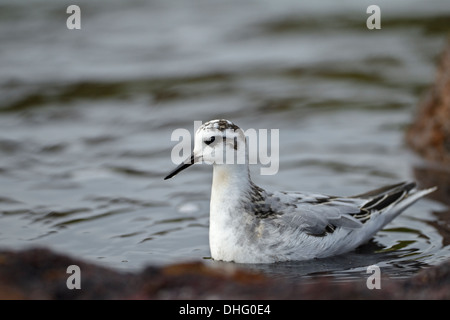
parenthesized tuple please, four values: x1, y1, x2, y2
(204, 136, 216, 145)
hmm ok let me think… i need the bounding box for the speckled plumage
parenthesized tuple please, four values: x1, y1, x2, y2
(165, 119, 436, 263)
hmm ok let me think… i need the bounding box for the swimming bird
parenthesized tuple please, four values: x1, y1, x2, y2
(164, 119, 436, 263)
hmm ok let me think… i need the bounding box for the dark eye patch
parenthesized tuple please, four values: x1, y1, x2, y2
(204, 136, 216, 145)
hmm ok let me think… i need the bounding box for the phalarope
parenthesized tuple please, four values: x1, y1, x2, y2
(164, 119, 436, 263)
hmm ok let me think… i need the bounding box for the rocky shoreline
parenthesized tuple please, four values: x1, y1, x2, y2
(0, 247, 449, 299)
(407, 38, 450, 168)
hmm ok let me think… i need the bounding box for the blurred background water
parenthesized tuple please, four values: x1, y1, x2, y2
(0, 0, 449, 280)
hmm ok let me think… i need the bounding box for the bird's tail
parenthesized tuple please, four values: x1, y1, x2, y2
(356, 181, 436, 225)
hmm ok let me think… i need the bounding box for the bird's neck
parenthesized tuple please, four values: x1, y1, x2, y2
(211, 163, 252, 204)
(209, 163, 256, 262)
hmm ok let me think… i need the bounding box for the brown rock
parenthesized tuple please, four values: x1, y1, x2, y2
(406, 38, 450, 165)
(1, 248, 450, 300)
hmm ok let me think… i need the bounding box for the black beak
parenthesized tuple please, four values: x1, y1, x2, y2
(164, 153, 196, 180)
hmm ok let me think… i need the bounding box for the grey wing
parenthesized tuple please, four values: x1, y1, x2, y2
(270, 191, 365, 236)
(269, 182, 419, 236)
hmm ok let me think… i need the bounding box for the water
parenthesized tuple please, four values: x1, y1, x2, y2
(0, 0, 449, 281)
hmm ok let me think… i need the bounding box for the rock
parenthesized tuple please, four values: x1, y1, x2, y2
(0, 248, 137, 299)
(0, 248, 449, 299)
(406, 38, 450, 166)
(405, 38, 450, 235)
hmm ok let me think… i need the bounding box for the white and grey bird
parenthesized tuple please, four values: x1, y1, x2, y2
(164, 119, 436, 263)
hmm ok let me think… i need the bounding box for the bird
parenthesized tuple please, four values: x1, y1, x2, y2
(164, 119, 436, 263)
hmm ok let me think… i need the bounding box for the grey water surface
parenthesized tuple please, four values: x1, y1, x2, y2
(0, 0, 449, 281)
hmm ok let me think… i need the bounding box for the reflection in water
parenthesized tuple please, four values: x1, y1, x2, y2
(413, 166, 450, 247)
(212, 240, 429, 282)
